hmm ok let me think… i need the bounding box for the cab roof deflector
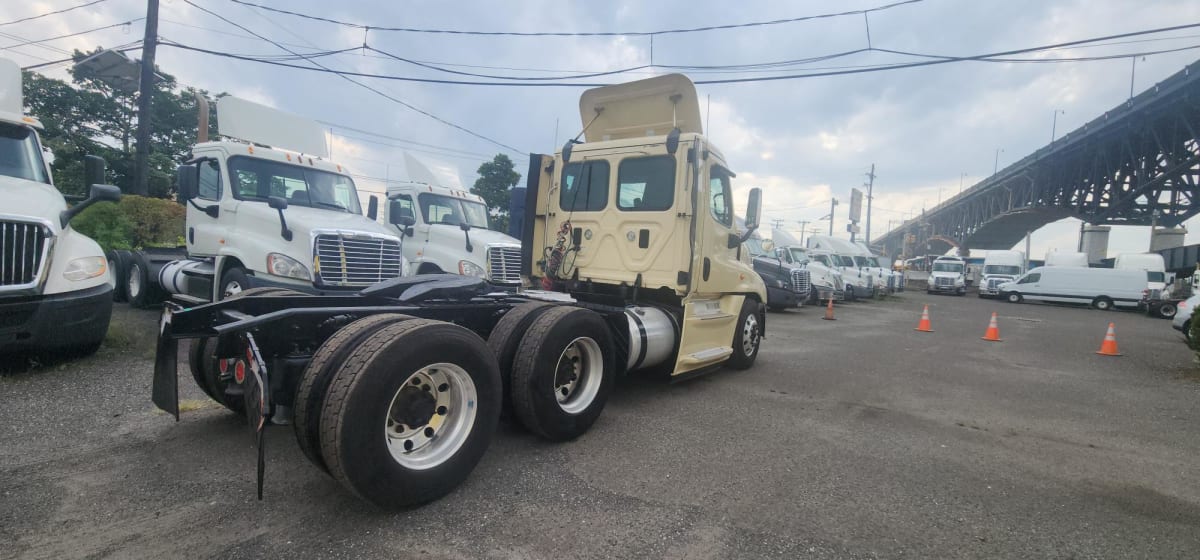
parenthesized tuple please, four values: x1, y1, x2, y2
(578, 73, 702, 143)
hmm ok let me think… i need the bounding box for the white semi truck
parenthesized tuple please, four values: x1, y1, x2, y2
(807, 235, 875, 299)
(382, 153, 522, 287)
(978, 250, 1025, 298)
(0, 58, 121, 356)
(119, 96, 408, 307)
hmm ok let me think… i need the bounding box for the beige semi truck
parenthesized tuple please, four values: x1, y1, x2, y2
(152, 74, 767, 509)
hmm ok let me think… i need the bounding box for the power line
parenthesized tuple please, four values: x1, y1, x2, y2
(228, 0, 925, 37)
(180, 0, 524, 155)
(0, 19, 143, 52)
(20, 42, 142, 70)
(0, 0, 111, 27)
(324, 123, 492, 157)
(160, 21, 1200, 87)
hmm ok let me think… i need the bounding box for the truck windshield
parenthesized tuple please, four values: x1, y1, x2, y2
(0, 122, 49, 184)
(853, 256, 871, 267)
(744, 238, 767, 257)
(984, 265, 1022, 275)
(811, 254, 832, 267)
(788, 248, 810, 264)
(418, 193, 490, 229)
(932, 262, 964, 273)
(228, 156, 362, 214)
(1147, 271, 1165, 282)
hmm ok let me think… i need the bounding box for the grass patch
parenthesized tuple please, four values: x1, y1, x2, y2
(103, 321, 138, 350)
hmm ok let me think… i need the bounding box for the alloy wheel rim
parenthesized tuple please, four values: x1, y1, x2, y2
(384, 363, 478, 470)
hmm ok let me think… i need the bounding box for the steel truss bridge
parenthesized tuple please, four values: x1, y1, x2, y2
(874, 59, 1200, 258)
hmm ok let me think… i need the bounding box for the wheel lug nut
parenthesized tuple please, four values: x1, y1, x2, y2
(436, 406, 447, 415)
(424, 427, 435, 437)
(403, 440, 414, 451)
(438, 383, 449, 392)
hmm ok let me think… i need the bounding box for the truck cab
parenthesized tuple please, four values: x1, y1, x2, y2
(524, 74, 767, 376)
(742, 237, 809, 311)
(978, 250, 1025, 298)
(0, 58, 120, 356)
(174, 97, 408, 301)
(785, 246, 844, 303)
(383, 180, 522, 287)
(928, 255, 967, 295)
(807, 235, 875, 299)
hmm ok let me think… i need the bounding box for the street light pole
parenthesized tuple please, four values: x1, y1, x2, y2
(828, 198, 838, 235)
(993, 148, 1004, 175)
(864, 163, 876, 245)
(959, 172, 966, 194)
(1051, 109, 1065, 142)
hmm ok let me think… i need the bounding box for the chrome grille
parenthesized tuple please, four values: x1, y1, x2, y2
(314, 233, 402, 287)
(790, 268, 811, 294)
(935, 277, 953, 286)
(987, 278, 1004, 290)
(488, 245, 521, 284)
(1, 219, 51, 289)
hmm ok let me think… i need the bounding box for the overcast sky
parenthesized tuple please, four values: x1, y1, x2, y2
(4, 0, 1199, 257)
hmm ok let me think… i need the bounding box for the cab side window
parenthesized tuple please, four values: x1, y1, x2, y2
(709, 166, 733, 227)
(390, 195, 415, 223)
(197, 159, 221, 201)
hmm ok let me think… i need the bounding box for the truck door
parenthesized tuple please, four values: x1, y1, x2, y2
(693, 162, 743, 294)
(186, 158, 226, 256)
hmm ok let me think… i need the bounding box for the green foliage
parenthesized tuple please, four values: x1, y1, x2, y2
(70, 195, 184, 251)
(1189, 314, 1200, 356)
(70, 201, 133, 252)
(23, 48, 219, 198)
(471, 154, 522, 233)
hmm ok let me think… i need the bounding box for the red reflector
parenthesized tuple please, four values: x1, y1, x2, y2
(234, 361, 246, 384)
(219, 358, 228, 373)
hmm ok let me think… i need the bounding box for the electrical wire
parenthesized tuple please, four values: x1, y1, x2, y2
(324, 124, 492, 157)
(0, 0, 111, 27)
(0, 19, 143, 52)
(161, 20, 1200, 87)
(228, 0, 925, 37)
(180, 0, 525, 155)
(20, 42, 142, 70)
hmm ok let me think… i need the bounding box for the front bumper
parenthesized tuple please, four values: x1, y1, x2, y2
(766, 285, 804, 308)
(1, 283, 113, 353)
(928, 282, 963, 292)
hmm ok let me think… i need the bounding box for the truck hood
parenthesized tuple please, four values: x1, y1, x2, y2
(0, 176, 66, 231)
(420, 223, 521, 249)
(930, 271, 962, 279)
(280, 204, 399, 241)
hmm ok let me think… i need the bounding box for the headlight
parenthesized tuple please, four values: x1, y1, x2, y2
(459, 260, 486, 278)
(266, 253, 311, 281)
(63, 256, 106, 281)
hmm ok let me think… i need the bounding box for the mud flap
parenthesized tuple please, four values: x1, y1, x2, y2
(152, 306, 180, 420)
(240, 332, 270, 500)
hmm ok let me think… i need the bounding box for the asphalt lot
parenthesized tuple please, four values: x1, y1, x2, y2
(2, 290, 1199, 559)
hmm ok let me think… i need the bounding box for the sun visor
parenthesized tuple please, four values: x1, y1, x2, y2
(216, 96, 328, 158)
(578, 74, 702, 142)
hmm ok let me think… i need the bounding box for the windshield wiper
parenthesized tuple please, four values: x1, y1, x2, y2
(309, 201, 348, 212)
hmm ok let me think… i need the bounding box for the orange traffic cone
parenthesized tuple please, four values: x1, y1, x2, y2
(981, 312, 1002, 342)
(822, 297, 836, 321)
(1096, 322, 1121, 356)
(914, 304, 934, 332)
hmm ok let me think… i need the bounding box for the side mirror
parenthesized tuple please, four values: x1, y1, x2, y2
(561, 140, 575, 164)
(84, 155, 106, 188)
(762, 239, 775, 253)
(367, 195, 379, 220)
(745, 188, 762, 231)
(459, 222, 471, 232)
(267, 196, 293, 241)
(60, 183, 121, 227)
(176, 164, 198, 203)
(388, 200, 416, 230)
(665, 127, 681, 155)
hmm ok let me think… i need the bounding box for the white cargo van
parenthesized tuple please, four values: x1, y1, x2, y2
(978, 250, 1025, 298)
(998, 266, 1146, 310)
(1114, 252, 1169, 299)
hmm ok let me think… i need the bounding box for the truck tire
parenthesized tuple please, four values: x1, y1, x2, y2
(319, 319, 501, 509)
(1093, 296, 1114, 311)
(126, 252, 167, 308)
(187, 287, 303, 414)
(1006, 292, 1023, 304)
(294, 313, 415, 474)
(105, 250, 128, 302)
(510, 306, 615, 442)
(218, 266, 252, 300)
(845, 286, 856, 301)
(726, 297, 763, 370)
(486, 302, 555, 412)
(1156, 301, 1178, 319)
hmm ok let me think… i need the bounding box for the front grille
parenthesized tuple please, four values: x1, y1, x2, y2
(935, 277, 953, 286)
(987, 278, 1003, 290)
(1, 220, 51, 288)
(790, 269, 811, 294)
(314, 233, 402, 287)
(488, 245, 521, 284)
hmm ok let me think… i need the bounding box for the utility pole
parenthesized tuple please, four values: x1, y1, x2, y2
(770, 218, 785, 231)
(1050, 109, 1065, 142)
(828, 198, 838, 235)
(796, 220, 810, 246)
(133, 0, 160, 196)
(864, 163, 875, 245)
(993, 147, 1004, 175)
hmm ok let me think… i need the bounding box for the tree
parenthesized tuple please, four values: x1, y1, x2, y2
(23, 48, 215, 198)
(471, 154, 522, 232)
